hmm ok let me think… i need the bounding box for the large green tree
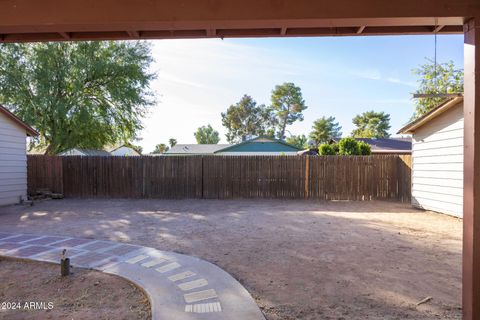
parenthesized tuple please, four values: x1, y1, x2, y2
(151, 143, 169, 154)
(413, 59, 463, 118)
(309, 116, 342, 145)
(169, 138, 178, 148)
(221, 95, 276, 143)
(351, 111, 391, 138)
(337, 137, 371, 156)
(124, 142, 143, 155)
(285, 134, 308, 149)
(0, 41, 155, 155)
(194, 124, 220, 144)
(270, 82, 307, 140)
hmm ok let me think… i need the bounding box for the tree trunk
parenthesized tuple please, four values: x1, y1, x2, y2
(45, 144, 54, 155)
(279, 114, 289, 140)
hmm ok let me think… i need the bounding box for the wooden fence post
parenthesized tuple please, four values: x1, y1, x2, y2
(305, 156, 309, 199)
(142, 158, 146, 198)
(201, 156, 204, 199)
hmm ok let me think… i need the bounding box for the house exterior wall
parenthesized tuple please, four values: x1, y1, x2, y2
(111, 146, 140, 156)
(411, 102, 464, 217)
(0, 112, 27, 206)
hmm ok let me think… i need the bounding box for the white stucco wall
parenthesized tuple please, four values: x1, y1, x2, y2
(411, 102, 464, 217)
(0, 112, 28, 206)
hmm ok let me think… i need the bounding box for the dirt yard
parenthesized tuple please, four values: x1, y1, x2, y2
(0, 199, 462, 320)
(0, 258, 151, 320)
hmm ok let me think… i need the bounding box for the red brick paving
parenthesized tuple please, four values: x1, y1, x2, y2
(49, 238, 93, 248)
(34, 248, 86, 262)
(0, 232, 13, 240)
(23, 236, 67, 246)
(8, 245, 52, 258)
(3, 235, 42, 243)
(95, 258, 120, 270)
(103, 244, 140, 256)
(0, 243, 24, 254)
(71, 252, 116, 266)
(80, 241, 117, 252)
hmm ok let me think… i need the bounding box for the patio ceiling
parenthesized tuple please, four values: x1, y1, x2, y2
(0, 0, 478, 42)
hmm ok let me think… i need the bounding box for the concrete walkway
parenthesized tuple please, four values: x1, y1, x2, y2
(0, 232, 265, 320)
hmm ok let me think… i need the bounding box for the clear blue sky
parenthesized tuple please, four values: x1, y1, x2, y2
(140, 35, 464, 152)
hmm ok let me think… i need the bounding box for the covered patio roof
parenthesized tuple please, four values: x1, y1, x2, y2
(0, 0, 478, 42)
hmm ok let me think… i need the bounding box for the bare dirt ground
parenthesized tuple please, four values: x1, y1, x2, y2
(0, 199, 462, 320)
(0, 258, 151, 320)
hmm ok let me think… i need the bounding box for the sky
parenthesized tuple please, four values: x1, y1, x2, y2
(139, 35, 464, 153)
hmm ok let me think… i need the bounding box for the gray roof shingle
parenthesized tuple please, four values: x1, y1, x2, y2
(355, 138, 411, 152)
(166, 144, 231, 154)
(60, 148, 111, 156)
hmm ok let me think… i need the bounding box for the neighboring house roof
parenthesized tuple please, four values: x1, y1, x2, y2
(355, 138, 412, 154)
(59, 148, 111, 156)
(217, 152, 299, 156)
(167, 144, 230, 155)
(109, 145, 141, 155)
(330, 137, 412, 153)
(166, 136, 301, 155)
(397, 96, 464, 134)
(215, 136, 301, 153)
(0, 105, 39, 136)
(80, 149, 111, 156)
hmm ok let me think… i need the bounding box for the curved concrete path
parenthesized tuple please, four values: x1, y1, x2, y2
(0, 232, 265, 320)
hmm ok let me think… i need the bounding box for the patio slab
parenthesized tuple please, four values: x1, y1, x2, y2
(0, 232, 265, 320)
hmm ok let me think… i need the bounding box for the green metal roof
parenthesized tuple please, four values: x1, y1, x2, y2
(214, 136, 301, 153)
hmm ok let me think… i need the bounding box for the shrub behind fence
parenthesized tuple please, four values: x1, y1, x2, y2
(27, 155, 411, 202)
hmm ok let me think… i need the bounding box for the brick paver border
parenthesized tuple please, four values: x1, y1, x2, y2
(0, 232, 265, 320)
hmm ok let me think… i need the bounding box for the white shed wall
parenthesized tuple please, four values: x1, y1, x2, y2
(411, 102, 464, 217)
(0, 113, 27, 206)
